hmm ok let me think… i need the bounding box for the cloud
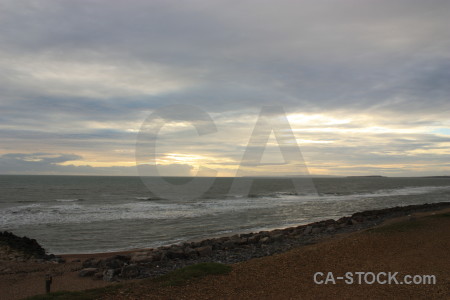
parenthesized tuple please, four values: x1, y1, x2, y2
(0, 0, 449, 175)
(0, 152, 194, 176)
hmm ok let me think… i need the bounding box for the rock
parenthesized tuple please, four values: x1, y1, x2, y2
(238, 237, 248, 245)
(293, 227, 304, 235)
(103, 269, 118, 282)
(166, 247, 185, 259)
(71, 259, 81, 263)
(0, 231, 47, 260)
(131, 251, 147, 257)
(304, 226, 313, 235)
(159, 250, 168, 261)
(353, 216, 364, 223)
(101, 255, 129, 269)
(150, 251, 162, 262)
(190, 241, 202, 248)
(327, 219, 336, 225)
(121, 264, 140, 279)
(350, 219, 360, 225)
(102, 259, 122, 269)
(222, 240, 236, 249)
(247, 235, 259, 244)
(130, 254, 152, 264)
(196, 245, 213, 257)
(93, 272, 103, 280)
(183, 247, 197, 258)
(325, 225, 336, 232)
(79, 268, 98, 277)
(271, 234, 284, 242)
(259, 237, 271, 244)
(228, 235, 243, 245)
(311, 227, 321, 234)
(83, 258, 100, 268)
(114, 254, 131, 262)
(200, 239, 213, 247)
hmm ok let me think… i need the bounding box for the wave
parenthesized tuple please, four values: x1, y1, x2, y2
(2, 185, 450, 227)
(244, 185, 450, 201)
(134, 196, 163, 201)
(55, 198, 84, 202)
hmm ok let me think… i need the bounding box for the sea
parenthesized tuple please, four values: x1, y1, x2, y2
(1, 175, 450, 254)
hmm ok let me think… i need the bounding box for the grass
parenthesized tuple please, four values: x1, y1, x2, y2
(24, 263, 232, 299)
(154, 262, 232, 286)
(368, 219, 425, 233)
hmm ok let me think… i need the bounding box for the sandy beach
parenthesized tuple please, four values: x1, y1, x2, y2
(2, 203, 450, 299)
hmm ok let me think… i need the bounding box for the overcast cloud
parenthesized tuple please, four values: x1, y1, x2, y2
(0, 0, 449, 176)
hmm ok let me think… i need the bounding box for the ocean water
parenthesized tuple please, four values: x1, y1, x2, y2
(1, 175, 450, 254)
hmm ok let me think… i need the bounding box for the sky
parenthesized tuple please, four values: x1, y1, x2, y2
(1, 0, 450, 177)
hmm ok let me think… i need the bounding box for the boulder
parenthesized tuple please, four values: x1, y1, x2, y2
(247, 235, 259, 244)
(311, 227, 321, 234)
(101, 258, 123, 269)
(121, 264, 140, 279)
(150, 251, 162, 262)
(222, 240, 236, 249)
(270, 234, 284, 242)
(183, 247, 198, 258)
(237, 237, 248, 245)
(82, 258, 100, 268)
(350, 219, 360, 225)
(0, 231, 48, 260)
(166, 247, 185, 259)
(304, 226, 313, 235)
(196, 245, 213, 257)
(259, 237, 271, 244)
(103, 269, 118, 282)
(325, 225, 336, 232)
(79, 268, 98, 277)
(130, 254, 152, 264)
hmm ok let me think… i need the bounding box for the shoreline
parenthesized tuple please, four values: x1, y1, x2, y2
(2, 201, 450, 299)
(59, 200, 450, 257)
(73, 201, 450, 281)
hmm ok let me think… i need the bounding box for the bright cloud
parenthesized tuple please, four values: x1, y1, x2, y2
(0, 0, 449, 176)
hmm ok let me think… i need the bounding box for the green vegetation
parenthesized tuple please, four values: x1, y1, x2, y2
(155, 262, 232, 286)
(25, 263, 232, 299)
(368, 219, 424, 233)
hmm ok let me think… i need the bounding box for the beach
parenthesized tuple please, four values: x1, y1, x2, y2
(2, 202, 450, 299)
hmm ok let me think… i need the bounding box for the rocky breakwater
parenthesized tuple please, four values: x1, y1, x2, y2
(79, 201, 450, 282)
(0, 231, 63, 263)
